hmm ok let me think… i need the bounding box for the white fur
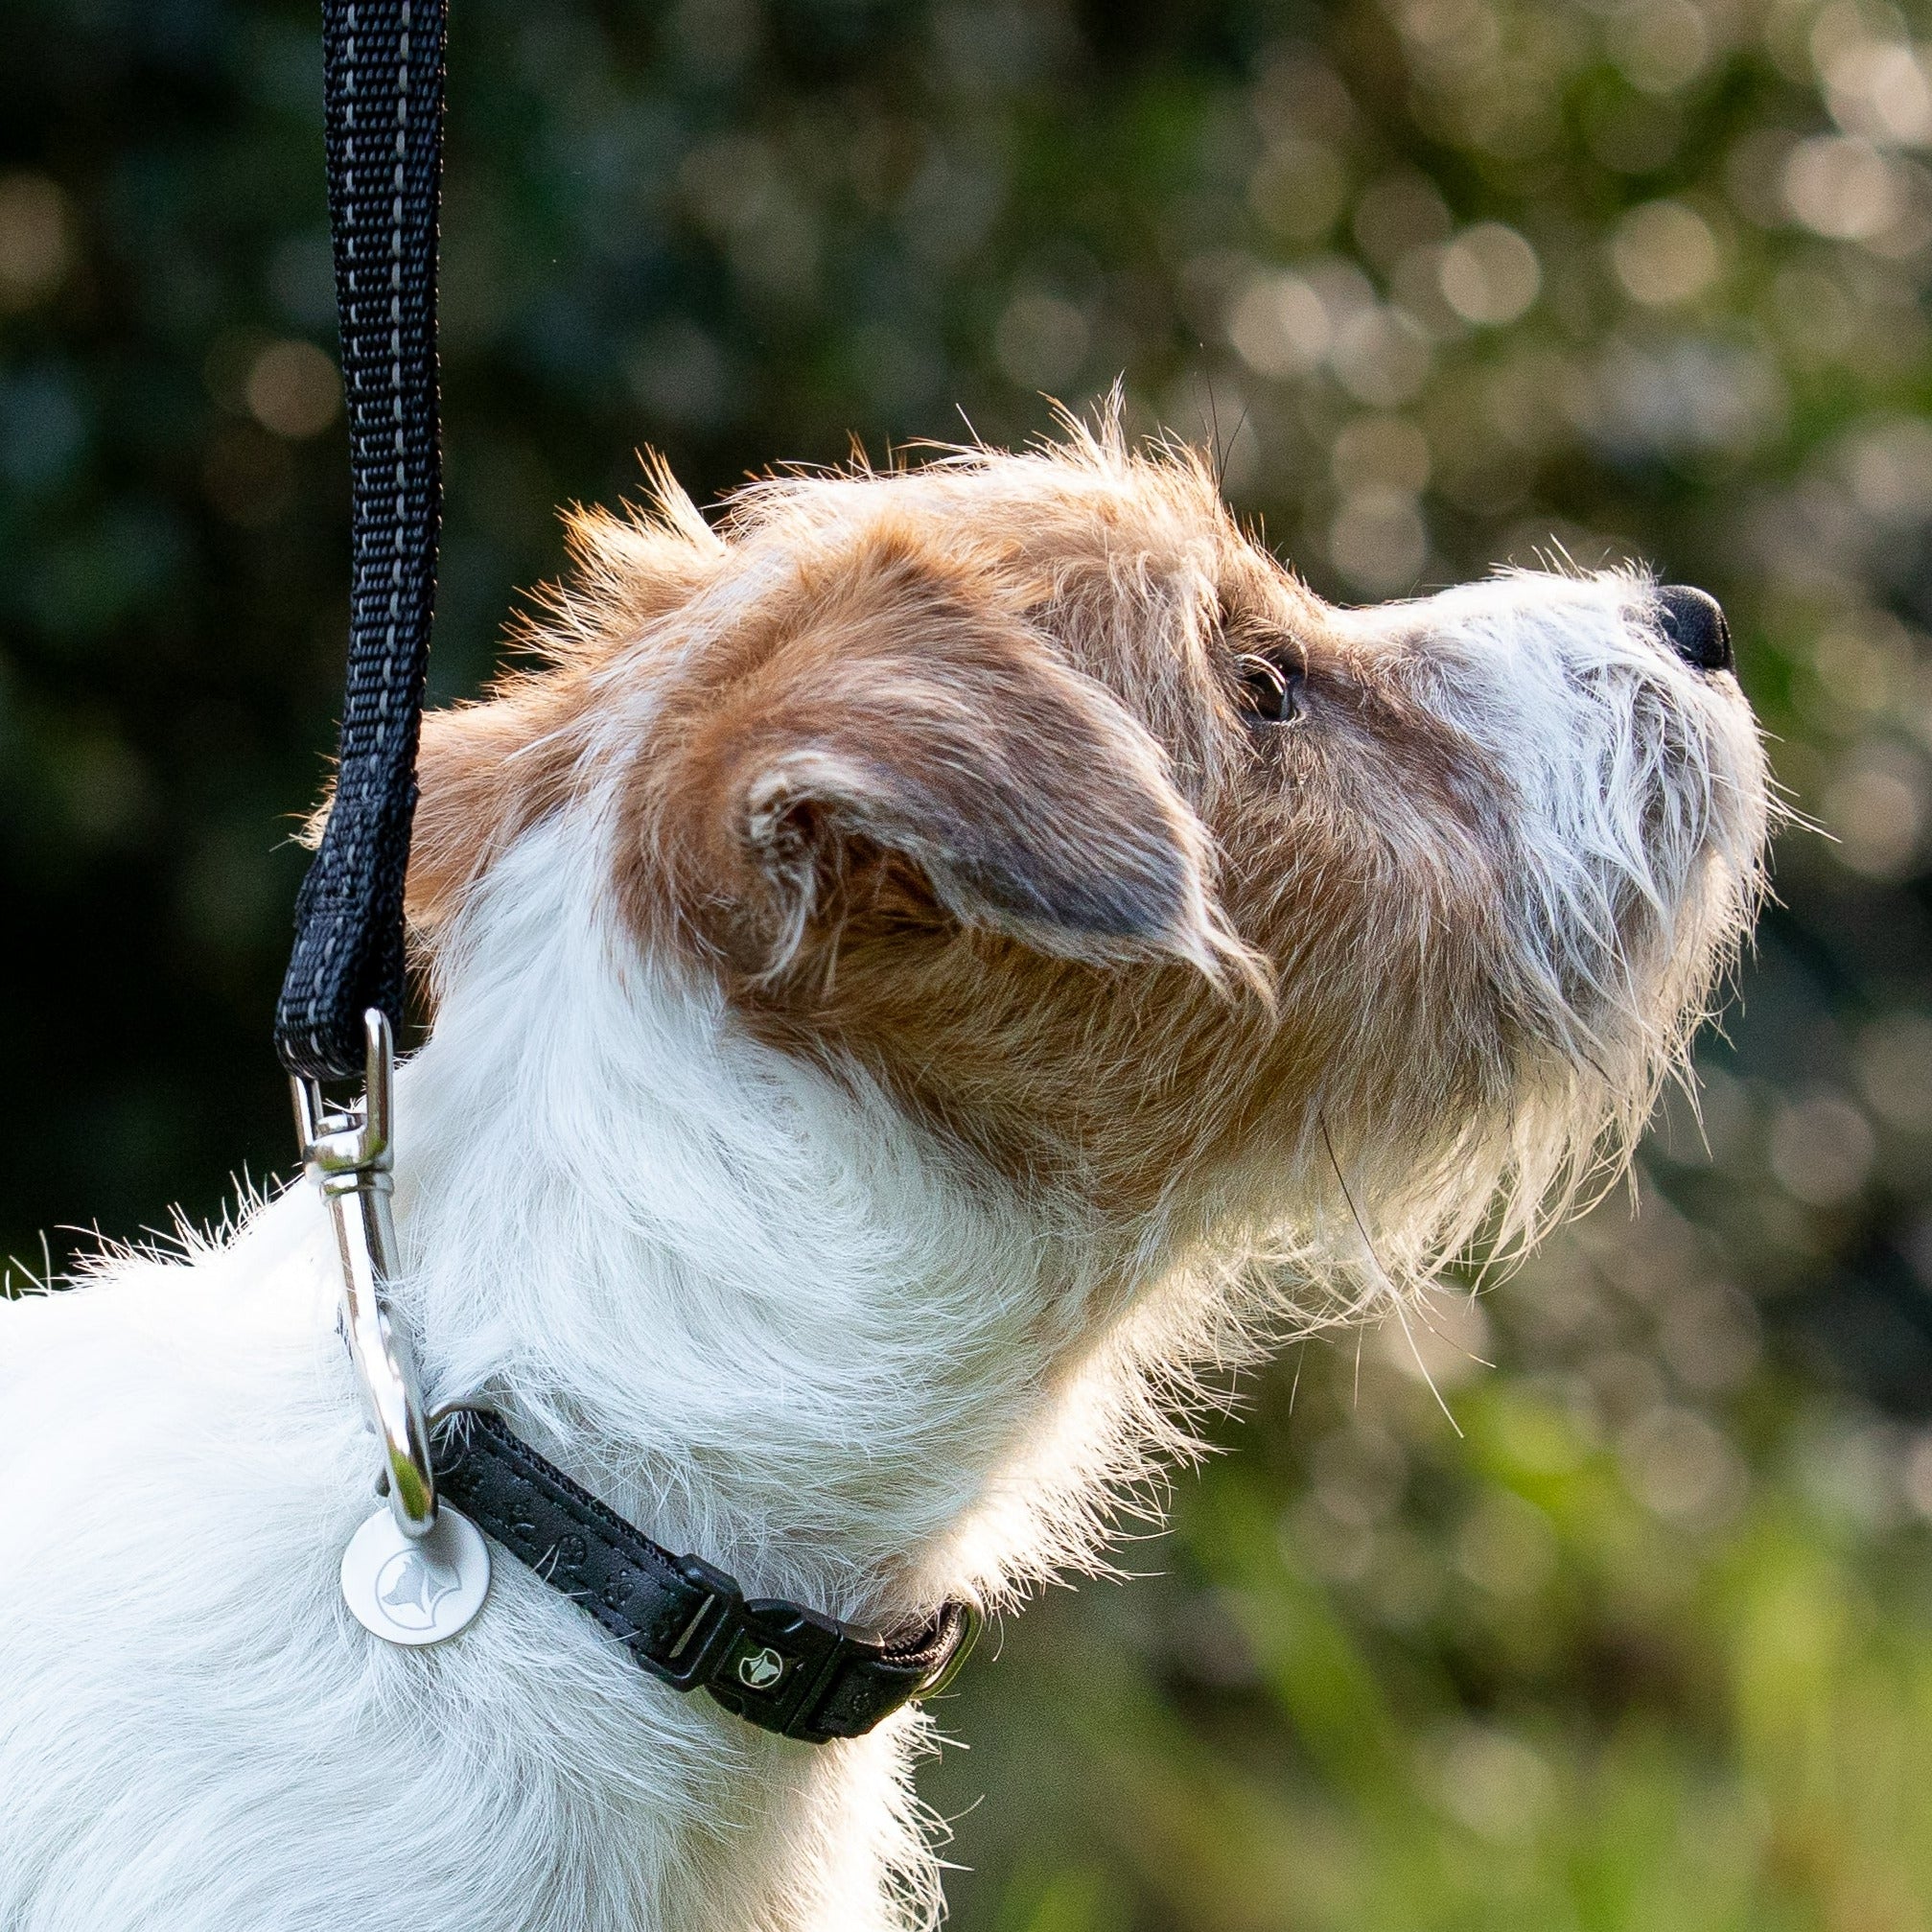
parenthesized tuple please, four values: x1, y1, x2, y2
(1313, 568, 1769, 1277)
(0, 554, 1766, 1930)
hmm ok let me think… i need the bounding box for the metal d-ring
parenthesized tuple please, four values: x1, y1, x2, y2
(919, 1601, 984, 1701)
(292, 1008, 438, 1538)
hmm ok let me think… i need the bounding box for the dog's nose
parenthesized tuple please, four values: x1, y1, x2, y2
(1655, 585, 1734, 672)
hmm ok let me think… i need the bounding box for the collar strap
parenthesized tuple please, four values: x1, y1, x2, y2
(428, 1408, 979, 1744)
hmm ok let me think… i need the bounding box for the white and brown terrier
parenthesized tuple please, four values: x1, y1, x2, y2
(0, 423, 1767, 1931)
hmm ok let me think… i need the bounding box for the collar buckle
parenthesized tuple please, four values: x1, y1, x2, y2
(705, 1596, 853, 1740)
(659, 1560, 850, 1738)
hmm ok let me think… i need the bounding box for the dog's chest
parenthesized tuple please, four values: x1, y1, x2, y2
(0, 1202, 882, 1932)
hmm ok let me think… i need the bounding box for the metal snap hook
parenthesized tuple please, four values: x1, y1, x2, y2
(293, 1008, 438, 1538)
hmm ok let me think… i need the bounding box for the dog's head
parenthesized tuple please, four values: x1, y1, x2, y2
(407, 426, 1769, 1291)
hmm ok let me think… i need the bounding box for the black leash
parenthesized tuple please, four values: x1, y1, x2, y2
(280, 0, 977, 1741)
(276, 0, 446, 1085)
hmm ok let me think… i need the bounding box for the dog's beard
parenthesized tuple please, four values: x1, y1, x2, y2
(1476, 578, 1765, 1182)
(1280, 570, 1773, 1313)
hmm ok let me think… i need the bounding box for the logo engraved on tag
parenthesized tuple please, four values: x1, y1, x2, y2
(375, 1547, 465, 1630)
(341, 1504, 490, 1647)
(737, 1645, 786, 1690)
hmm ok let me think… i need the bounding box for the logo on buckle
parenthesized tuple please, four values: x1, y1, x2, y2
(737, 1645, 786, 1691)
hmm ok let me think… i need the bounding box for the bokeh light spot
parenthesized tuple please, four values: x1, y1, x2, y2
(1247, 137, 1348, 244)
(1226, 271, 1331, 378)
(1331, 485, 1429, 593)
(1438, 222, 1542, 325)
(994, 291, 1089, 391)
(1620, 1406, 1748, 1525)
(1427, 1726, 1552, 1841)
(1608, 0, 1713, 95)
(1330, 305, 1432, 407)
(1824, 753, 1927, 878)
(1609, 200, 1721, 306)
(1769, 1090, 1879, 1204)
(1783, 135, 1901, 239)
(244, 340, 340, 440)
(0, 173, 71, 313)
(1854, 1011, 1932, 1130)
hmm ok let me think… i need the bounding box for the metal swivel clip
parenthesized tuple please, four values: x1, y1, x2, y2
(291, 1009, 437, 1537)
(294, 1011, 492, 1647)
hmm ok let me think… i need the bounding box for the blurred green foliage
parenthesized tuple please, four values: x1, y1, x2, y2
(7, 0, 1932, 1923)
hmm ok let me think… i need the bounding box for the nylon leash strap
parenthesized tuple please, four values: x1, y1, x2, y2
(276, 0, 446, 1084)
(274, 0, 980, 1736)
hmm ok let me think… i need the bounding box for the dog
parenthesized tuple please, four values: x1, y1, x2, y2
(0, 420, 1768, 1931)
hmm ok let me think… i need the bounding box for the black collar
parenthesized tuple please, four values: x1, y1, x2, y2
(429, 1408, 979, 1744)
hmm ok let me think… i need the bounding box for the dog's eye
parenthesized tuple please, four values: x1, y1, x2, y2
(1234, 653, 1303, 725)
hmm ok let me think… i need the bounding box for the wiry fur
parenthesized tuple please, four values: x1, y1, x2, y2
(0, 422, 1769, 1931)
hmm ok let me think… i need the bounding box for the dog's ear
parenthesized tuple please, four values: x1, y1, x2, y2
(647, 531, 1260, 990)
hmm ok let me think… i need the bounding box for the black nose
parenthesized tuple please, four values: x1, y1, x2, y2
(1655, 585, 1733, 672)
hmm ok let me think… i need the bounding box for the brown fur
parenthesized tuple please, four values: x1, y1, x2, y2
(406, 474, 727, 926)
(403, 439, 1532, 1230)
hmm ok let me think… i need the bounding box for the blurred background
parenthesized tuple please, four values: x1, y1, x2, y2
(6, 0, 1932, 1922)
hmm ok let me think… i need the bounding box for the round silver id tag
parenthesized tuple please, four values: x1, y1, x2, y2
(340, 1503, 491, 1646)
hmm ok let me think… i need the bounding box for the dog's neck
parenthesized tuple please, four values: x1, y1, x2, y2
(386, 814, 1183, 1626)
